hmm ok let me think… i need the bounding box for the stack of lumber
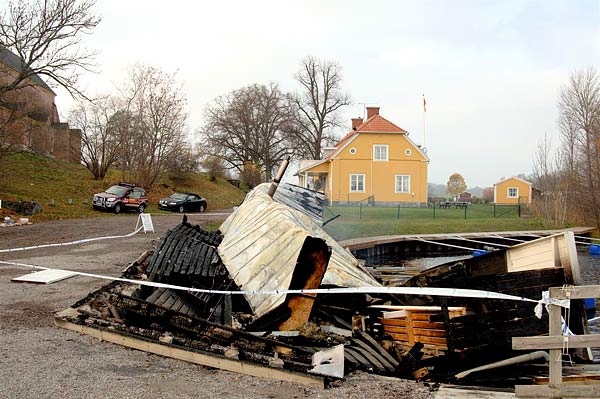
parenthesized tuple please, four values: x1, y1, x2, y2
(376, 306, 466, 357)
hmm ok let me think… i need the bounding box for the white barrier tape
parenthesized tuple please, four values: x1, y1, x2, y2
(0, 226, 144, 254)
(0, 259, 540, 304)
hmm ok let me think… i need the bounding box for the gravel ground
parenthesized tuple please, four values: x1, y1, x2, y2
(0, 212, 435, 399)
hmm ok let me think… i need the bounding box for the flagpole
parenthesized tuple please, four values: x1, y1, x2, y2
(422, 94, 426, 149)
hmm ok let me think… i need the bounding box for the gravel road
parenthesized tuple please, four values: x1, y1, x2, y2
(0, 212, 435, 399)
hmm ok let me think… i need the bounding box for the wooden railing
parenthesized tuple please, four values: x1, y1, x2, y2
(512, 285, 600, 398)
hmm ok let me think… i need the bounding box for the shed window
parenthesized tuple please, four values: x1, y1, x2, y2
(373, 145, 388, 161)
(507, 187, 518, 198)
(350, 174, 365, 192)
(395, 175, 410, 193)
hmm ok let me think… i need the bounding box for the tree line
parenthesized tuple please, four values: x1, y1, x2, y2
(532, 67, 600, 230)
(200, 56, 350, 186)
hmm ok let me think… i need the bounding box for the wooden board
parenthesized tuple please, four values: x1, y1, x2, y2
(54, 318, 324, 388)
(515, 384, 600, 398)
(436, 385, 515, 399)
(512, 335, 600, 350)
(11, 269, 78, 284)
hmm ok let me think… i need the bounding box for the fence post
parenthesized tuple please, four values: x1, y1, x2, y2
(397, 204, 400, 220)
(518, 197, 521, 218)
(464, 205, 467, 219)
(493, 203, 496, 218)
(433, 203, 436, 219)
(359, 203, 362, 219)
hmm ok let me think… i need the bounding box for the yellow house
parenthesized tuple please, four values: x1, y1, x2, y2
(493, 177, 534, 204)
(297, 107, 429, 206)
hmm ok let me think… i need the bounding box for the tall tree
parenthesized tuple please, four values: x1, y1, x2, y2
(0, 0, 100, 159)
(69, 95, 122, 180)
(289, 56, 351, 160)
(446, 173, 467, 196)
(202, 83, 292, 184)
(119, 65, 190, 188)
(557, 67, 600, 229)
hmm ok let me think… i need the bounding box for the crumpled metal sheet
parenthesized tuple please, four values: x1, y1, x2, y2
(218, 185, 380, 318)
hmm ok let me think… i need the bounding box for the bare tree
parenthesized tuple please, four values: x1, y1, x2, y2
(119, 65, 190, 188)
(0, 0, 99, 160)
(202, 82, 292, 184)
(446, 173, 467, 196)
(69, 95, 122, 180)
(558, 67, 600, 229)
(0, 0, 100, 96)
(288, 56, 351, 160)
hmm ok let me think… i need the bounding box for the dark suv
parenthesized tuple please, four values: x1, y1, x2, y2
(92, 183, 148, 213)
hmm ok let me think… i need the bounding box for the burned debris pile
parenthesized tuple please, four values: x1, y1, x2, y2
(55, 183, 590, 387)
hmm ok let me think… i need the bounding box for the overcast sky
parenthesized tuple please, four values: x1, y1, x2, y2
(49, 0, 600, 187)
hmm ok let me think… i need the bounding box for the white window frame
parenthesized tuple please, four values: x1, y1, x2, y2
(373, 144, 388, 161)
(350, 174, 365, 193)
(507, 187, 518, 198)
(395, 175, 410, 193)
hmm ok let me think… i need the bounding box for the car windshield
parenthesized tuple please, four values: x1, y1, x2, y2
(105, 186, 129, 196)
(169, 193, 188, 201)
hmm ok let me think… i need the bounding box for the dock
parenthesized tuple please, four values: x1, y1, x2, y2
(339, 227, 596, 251)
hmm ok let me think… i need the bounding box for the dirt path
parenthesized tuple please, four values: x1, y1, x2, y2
(0, 212, 435, 399)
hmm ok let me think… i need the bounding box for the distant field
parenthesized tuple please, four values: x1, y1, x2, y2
(323, 204, 566, 240)
(0, 153, 246, 221)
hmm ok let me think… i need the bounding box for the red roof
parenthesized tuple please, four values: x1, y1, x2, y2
(357, 114, 407, 133)
(325, 114, 407, 160)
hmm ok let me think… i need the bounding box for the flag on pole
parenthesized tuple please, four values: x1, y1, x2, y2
(423, 94, 427, 112)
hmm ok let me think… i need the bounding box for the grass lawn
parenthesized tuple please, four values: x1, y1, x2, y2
(323, 204, 567, 241)
(0, 153, 246, 221)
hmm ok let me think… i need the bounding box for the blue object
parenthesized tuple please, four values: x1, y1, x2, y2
(585, 298, 596, 310)
(472, 249, 489, 257)
(590, 244, 600, 255)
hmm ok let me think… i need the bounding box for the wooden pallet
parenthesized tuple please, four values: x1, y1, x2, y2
(378, 306, 466, 355)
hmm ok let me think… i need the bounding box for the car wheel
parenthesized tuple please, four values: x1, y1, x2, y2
(178, 205, 185, 213)
(199, 204, 206, 213)
(138, 203, 146, 213)
(114, 203, 121, 214)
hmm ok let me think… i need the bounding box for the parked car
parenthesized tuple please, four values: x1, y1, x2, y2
(158, 192, 207, 213)
(92, 183, 148, 213)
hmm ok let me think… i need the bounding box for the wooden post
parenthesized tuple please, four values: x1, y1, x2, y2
(433, 202, 436, 219)
(548, 303, 562, 385)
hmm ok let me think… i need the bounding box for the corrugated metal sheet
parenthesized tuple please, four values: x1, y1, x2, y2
(271, 183, 325, 224)
(219, 186, 380, 318)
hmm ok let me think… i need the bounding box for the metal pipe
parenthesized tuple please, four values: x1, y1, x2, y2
(267, 158, 290, 198)
(455, 351, 550, 379)
(415, 238, 480, 252)
(451, 236, 511, 248)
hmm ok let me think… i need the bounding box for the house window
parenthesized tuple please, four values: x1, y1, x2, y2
(395, 175, 410, 193)
(349, 148, 356, 154)
(507, 187, 518, 198)
(350, 174, 365, 192)
(405, 149, 412, 156)
(373, 145, 388, 161)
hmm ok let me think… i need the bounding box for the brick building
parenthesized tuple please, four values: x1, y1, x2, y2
(0, 47, 81, 163)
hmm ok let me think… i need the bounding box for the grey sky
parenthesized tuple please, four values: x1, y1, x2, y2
(49, 0, 600, 187)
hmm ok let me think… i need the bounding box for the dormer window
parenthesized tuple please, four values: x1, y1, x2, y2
(373, 145, 388, 161)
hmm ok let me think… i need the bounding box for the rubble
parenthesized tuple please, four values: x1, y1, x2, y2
(54, 181, 590, 388)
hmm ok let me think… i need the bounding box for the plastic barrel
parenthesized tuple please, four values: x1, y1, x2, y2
(590, 244, 600, 255)
(472, 249, 489, 257)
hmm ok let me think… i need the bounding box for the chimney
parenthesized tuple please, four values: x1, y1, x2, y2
(351, 117, 363, 130)
(366, 106, 380, 119)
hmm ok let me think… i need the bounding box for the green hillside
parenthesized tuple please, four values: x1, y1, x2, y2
(0, 153, 246, 221)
